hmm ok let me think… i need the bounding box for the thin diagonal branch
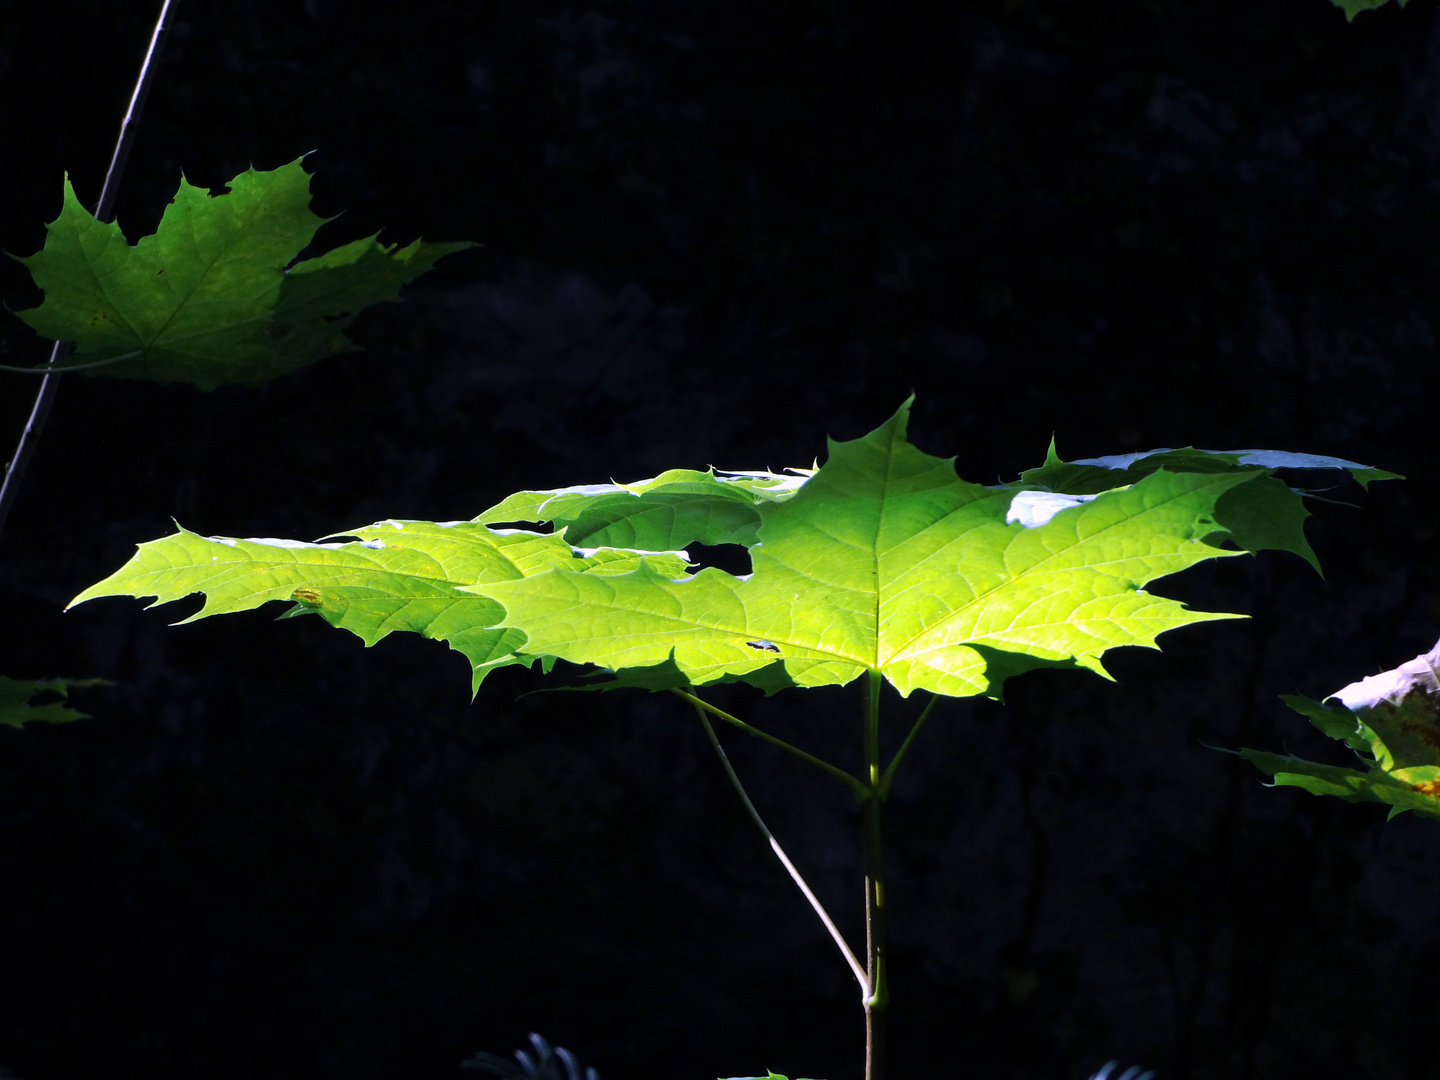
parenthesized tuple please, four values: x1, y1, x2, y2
(0, 0, 180, 541)
(672, 688, 869, 799)
(688, 696, 870, 995)
(95, 0, 181, 226)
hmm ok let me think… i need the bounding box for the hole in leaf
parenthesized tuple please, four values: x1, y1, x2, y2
(1200, 532, 1241, 550)
(484, 520, 555, 534)
(688, 543, 752, 576)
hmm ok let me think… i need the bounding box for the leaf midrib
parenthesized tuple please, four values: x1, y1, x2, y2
(145, 184, 298, 354)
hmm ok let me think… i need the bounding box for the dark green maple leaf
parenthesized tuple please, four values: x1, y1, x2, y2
(11, 158, 472, 389)
(0, 676, 108, 729)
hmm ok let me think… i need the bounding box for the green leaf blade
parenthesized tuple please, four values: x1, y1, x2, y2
(13, 159, 471, 388)
(1243, 640, 1440, 822)
(68, 520, 697, 692)
(13, 176, 152, 356)
(877, 468, 1255, 696)
(483, 561, 867, 691)
(1238, 748, 1440, 822)
(0, 676, 109, 728)
(70, 523, 562, 688)
(474, 404, 1258, 698)
(475, 468, 807, 549)
(74, 400, 1392, 704)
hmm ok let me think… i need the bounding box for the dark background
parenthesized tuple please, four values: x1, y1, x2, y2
(2, 1, 1439, 1078)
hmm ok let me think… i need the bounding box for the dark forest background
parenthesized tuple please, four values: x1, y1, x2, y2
(2, 1, 1439, 1078)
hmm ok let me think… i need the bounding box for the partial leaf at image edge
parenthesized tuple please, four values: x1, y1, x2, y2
(1239, 638, 1440, 822)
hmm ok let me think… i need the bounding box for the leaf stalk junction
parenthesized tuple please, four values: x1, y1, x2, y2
(681, 673, 921, 1080)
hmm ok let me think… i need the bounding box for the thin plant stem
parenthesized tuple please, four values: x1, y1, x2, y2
(687, 696, 871, 995)
(95, 0, 182, 226)
(671, 689, 869, 800)
(0, 351, 143, 376)
(0, 346, 68, 539)
(862, 670, 888, 1080)
(878, 693, 939, 801)
(0, 0, 180, 541)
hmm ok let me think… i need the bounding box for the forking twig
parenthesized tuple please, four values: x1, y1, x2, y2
(0, 0, 181, 540)
(673, 688, 870, 799)
(686, 694, 871, 997)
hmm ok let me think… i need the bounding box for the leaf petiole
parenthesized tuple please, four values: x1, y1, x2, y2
(0, 350, 143, 375)
(877, 694, 940, 801)
(671, 689, 870, 800)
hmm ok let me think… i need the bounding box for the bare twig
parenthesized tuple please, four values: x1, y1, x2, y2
(672, 688, 869, 799)
(687, 695, 871, 995)
(0, 0, 180, 540)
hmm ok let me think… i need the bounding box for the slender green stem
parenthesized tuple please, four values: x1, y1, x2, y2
(862, 670, 888, 1080)
(0, 351, 143, 375)
(877, 693, 939, 802)
(671, 689, 870, 800)
(687, 698, 871, 994)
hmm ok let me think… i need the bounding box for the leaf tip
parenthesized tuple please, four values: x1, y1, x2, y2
(64, 589, 96, 612)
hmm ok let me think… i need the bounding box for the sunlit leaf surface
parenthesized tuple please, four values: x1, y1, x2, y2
(74, 400, 1392, 699)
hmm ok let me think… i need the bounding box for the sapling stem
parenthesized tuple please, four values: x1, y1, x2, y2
(688, 698, 871, 994)
(672, 689, 870, 800)
(0, 0, 179, 540)
(861, 670, 888, 1080)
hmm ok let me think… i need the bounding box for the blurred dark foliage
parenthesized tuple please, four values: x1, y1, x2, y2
(1, 1, 1438, 1078)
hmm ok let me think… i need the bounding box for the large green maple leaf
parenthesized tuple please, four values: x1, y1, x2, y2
(11, 158, 471, 389)
(71, 400, 1394, 700)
